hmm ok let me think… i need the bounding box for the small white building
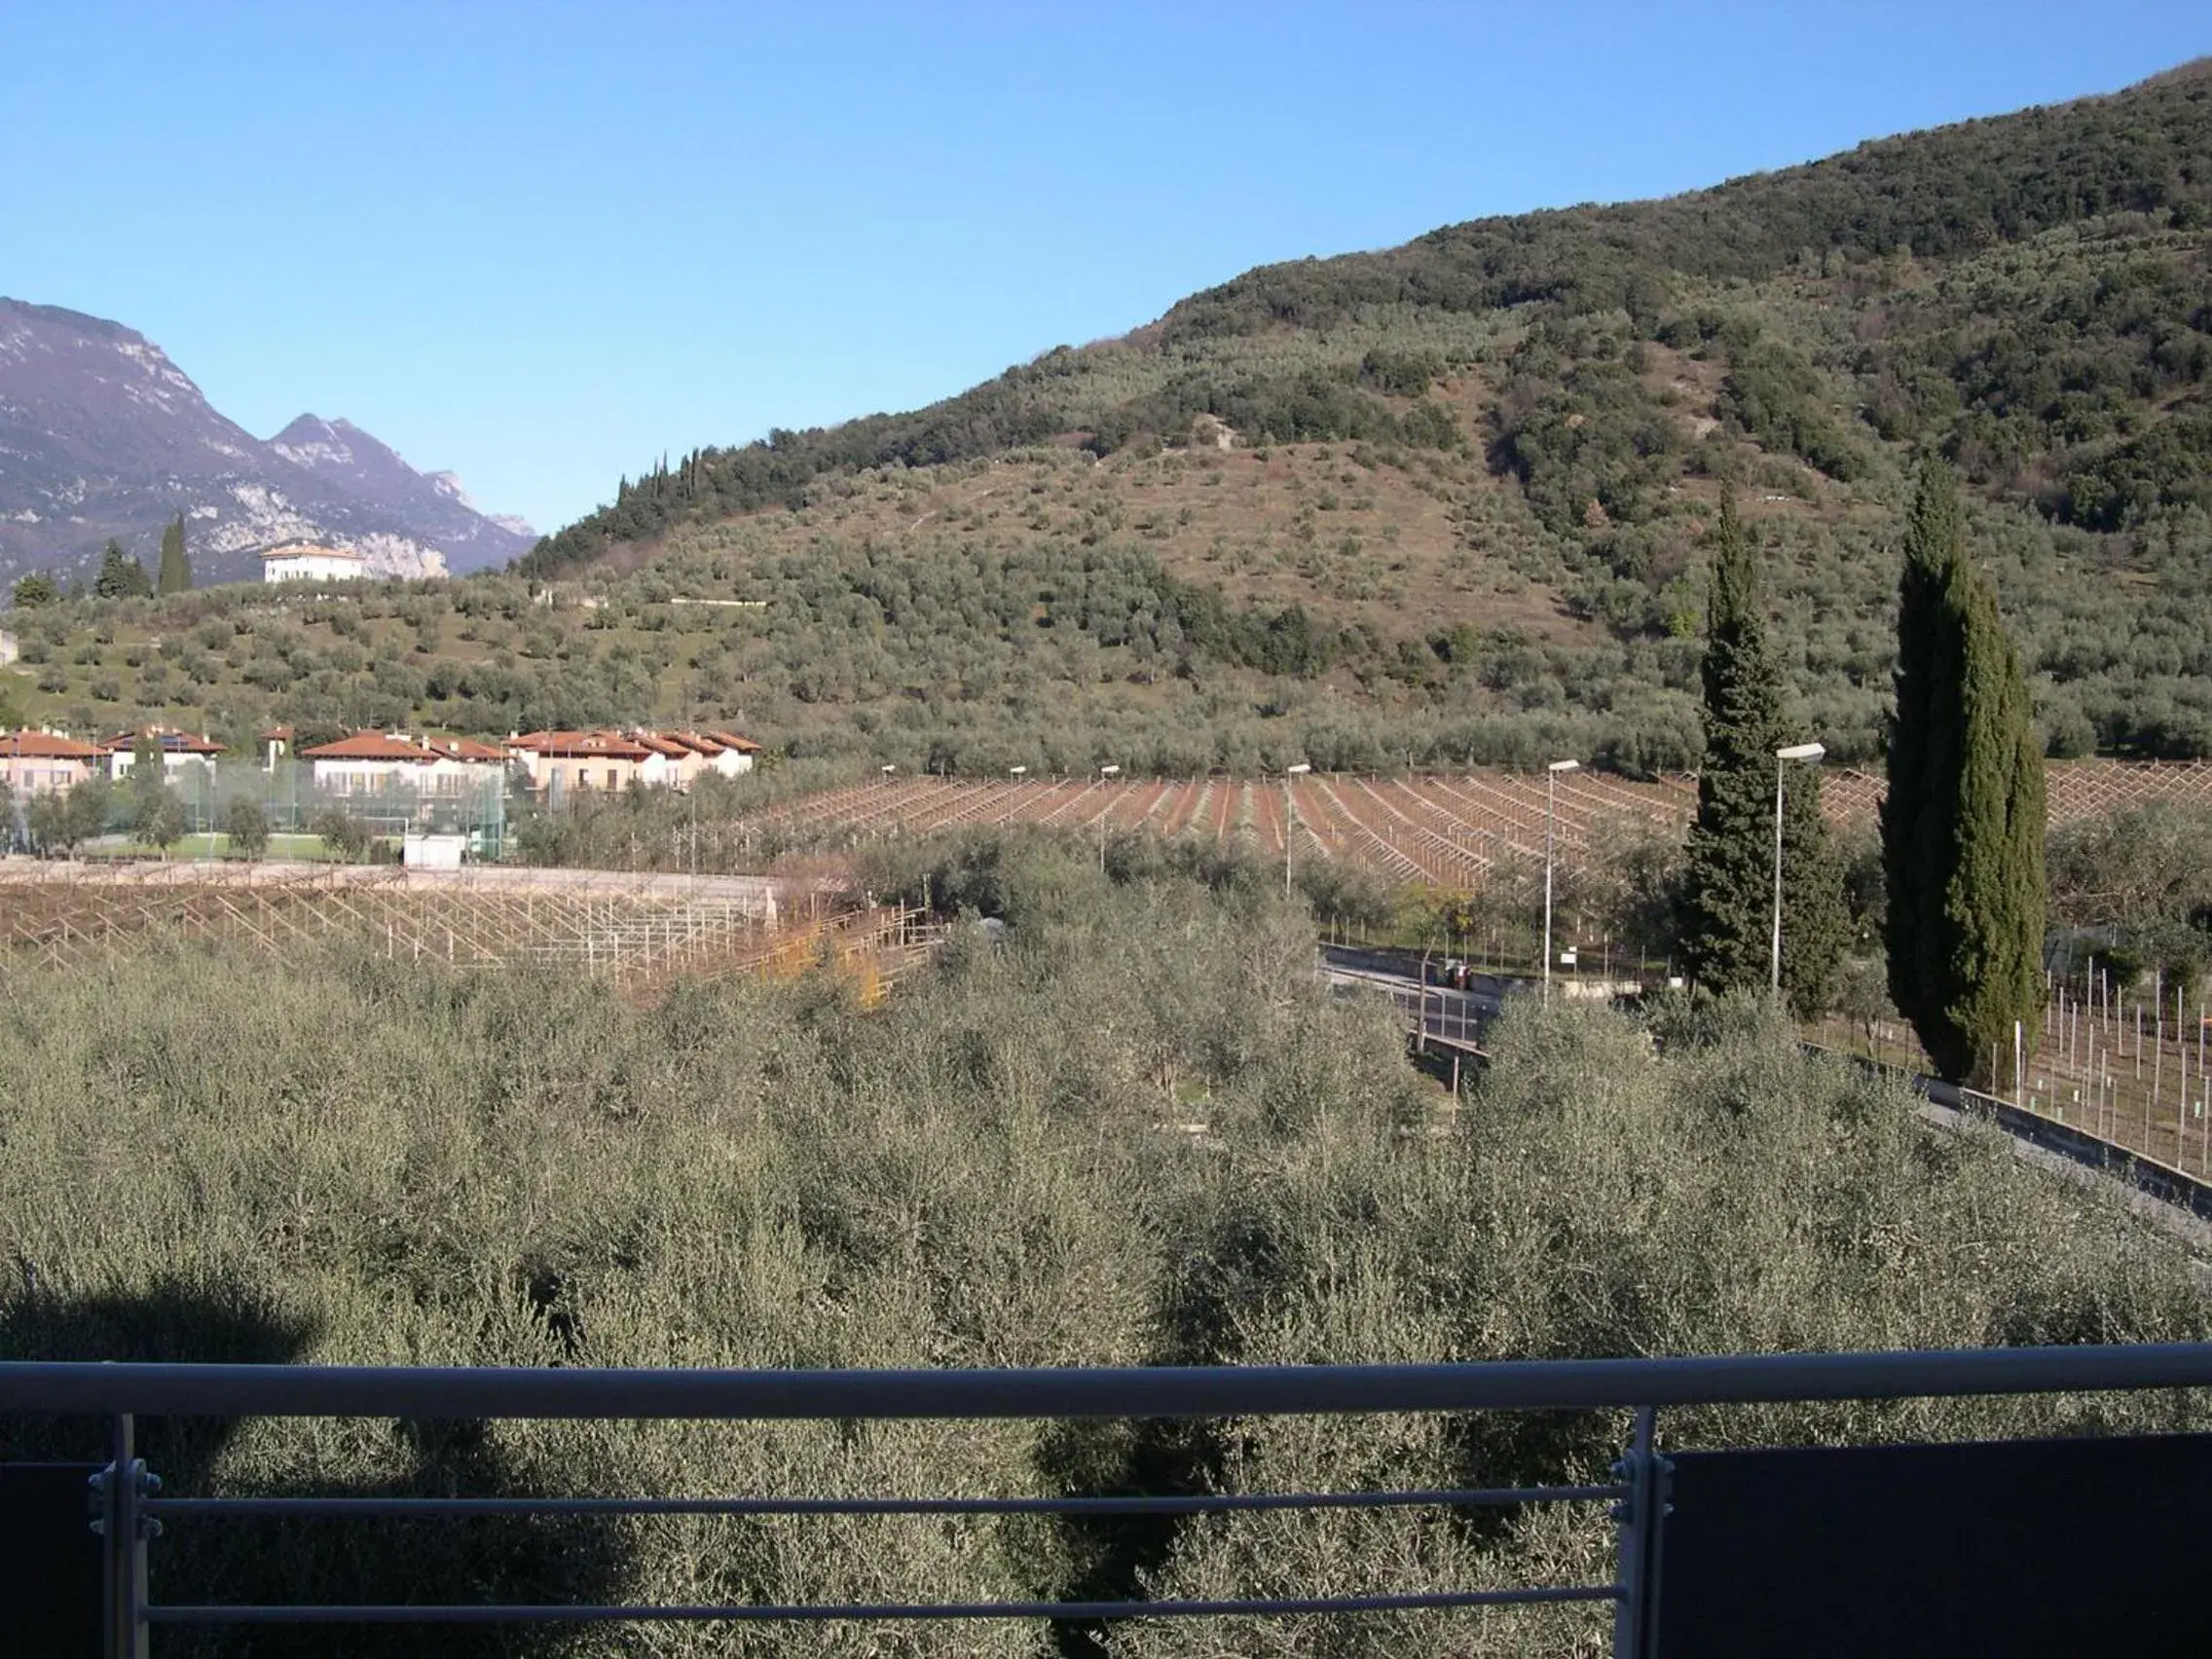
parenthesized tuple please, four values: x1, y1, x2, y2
(0, 627, 18, 667)
(261, 543, 369, 583)
(402, 832, 467, 869)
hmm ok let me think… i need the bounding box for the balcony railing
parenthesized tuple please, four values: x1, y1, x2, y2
(6, 1342, 2212, 1656)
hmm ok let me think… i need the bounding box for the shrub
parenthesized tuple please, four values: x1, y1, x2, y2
(0, 844, 2202, 1653)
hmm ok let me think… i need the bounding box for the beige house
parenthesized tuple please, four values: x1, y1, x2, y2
(506, 730, 655, 795)
(1, 729, 110, 796)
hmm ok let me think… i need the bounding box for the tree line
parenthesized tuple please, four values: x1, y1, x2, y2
(11, 513, 192, 608)
(1677, 461, 2046, 1088)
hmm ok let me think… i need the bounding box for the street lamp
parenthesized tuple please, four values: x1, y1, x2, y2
(1772, 742, 1827, 999)
(1093, 763, 1122, 870)
(1542, 758, 1580, 1000)
(1284, 762, 1311, 897)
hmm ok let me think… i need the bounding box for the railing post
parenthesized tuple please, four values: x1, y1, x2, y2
(1611, 1404, 1670, 1659)
(92, 1412, 154, 1659)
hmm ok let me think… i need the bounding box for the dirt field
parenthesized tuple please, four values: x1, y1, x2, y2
(751, 760, 2212, 887)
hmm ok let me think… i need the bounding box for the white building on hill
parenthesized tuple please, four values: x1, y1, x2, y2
(261, 542, 369, 582)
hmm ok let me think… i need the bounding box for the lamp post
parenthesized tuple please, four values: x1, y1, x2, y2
(1772, 742, 1827, 999)
(1284, 762, 1311, 897)
(1095, 763, 1120, 870)
(1542, 758, 1579, 1000)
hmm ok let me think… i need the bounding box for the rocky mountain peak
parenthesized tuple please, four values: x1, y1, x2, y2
(0, 298, 536, 587)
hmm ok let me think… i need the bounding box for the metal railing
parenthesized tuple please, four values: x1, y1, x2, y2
(7, 1343, 2212, 1655)
(1325, 963, 1494, 1054)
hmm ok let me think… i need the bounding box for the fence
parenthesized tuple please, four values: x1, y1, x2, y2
(1824, 974, 2212, 1183)
(3, 759, 512, 860)
(6, 1343, 2211, 1656)
(0, 861, 921, 993)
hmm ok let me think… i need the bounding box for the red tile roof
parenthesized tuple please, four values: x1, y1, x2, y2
(423, 735, 509, 762)
(300, 732, 439, 763)
(301, 731, 511, 763)
(509, 730, 653, 761)
(2, 729, 108, 760)
(105, 729, 224, 756)
(703, 730, 762, 753)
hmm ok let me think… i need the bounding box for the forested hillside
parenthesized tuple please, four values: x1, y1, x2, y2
(8, 64, 2210, 773)
(508, 62, 2212, 764)
(528, 61, 2212, 568)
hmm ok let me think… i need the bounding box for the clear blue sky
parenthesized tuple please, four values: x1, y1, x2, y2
(3, 2, 2203, 535)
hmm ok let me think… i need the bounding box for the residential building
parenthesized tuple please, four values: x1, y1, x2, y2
(634, 729, 754, 789)
(418, 734, 512, 777)
(299, 731, 510, 797)
(104, 729, 225, 779)
(261, 543, 369, 583)
(507, 729, 762, 794)
(0, 627, 18, 667)
(260, 725, 295, 769)
(633, 731, 701, 791)
(1, 729, 109, 796)
(695, 731, 762, 777)
(506, 730, 654, 795)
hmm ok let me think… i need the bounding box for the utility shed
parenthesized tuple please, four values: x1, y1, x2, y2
(402, 832, 466, 870)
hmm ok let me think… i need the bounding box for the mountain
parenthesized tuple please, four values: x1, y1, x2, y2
(0, 300, 535, 586)
(8, 66, 2210, 772)
(529, 61, 2212, 578)
(265, 415, 537, 558)
(488, 61, 2211, 767)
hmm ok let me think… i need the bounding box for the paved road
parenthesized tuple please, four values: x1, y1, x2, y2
(1322, 947, 1503, 1052)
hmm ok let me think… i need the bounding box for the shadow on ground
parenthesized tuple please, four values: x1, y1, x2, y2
(1, 1272, 623, 1658)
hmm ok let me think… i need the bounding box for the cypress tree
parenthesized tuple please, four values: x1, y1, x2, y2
(1882, 460, 2047, 1086)
(1677, 492, 1846, 1011)
(157, 514, 192, 594)
(1883, 462, 1964, 1042)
